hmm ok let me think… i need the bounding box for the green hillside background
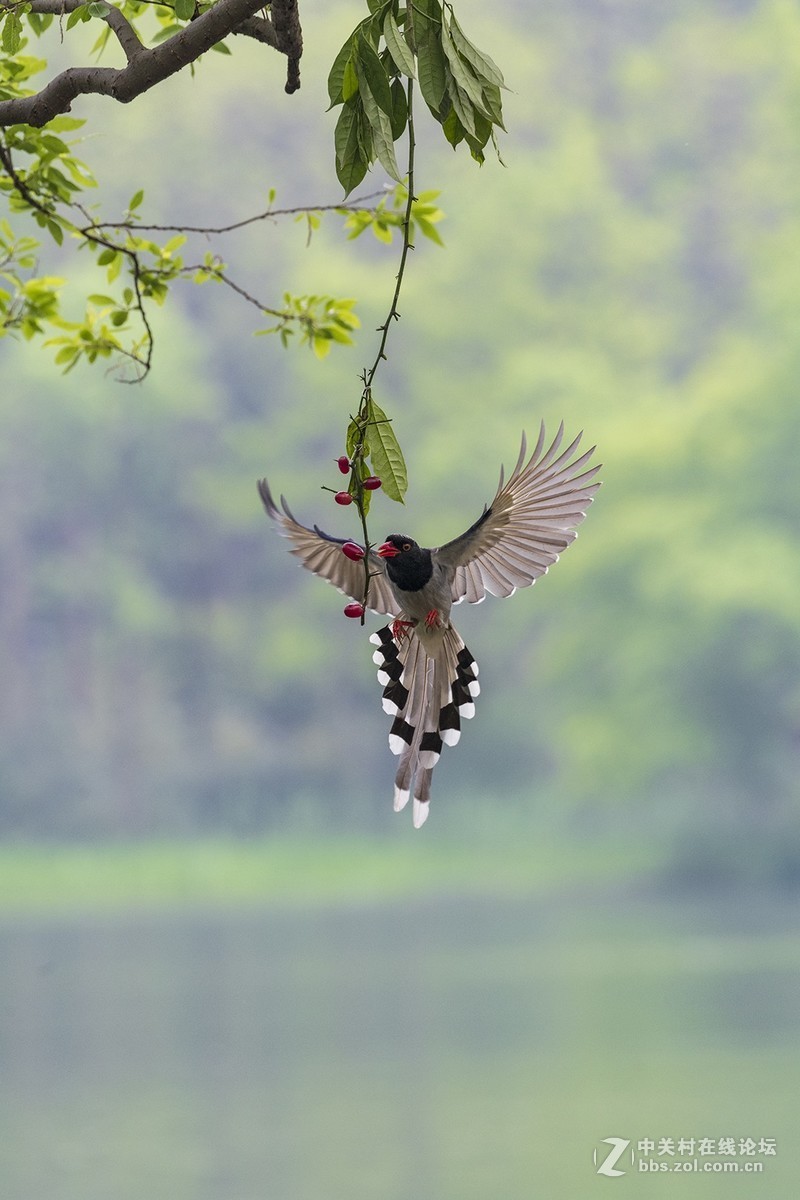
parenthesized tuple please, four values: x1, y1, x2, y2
(3, 0, 799, 869)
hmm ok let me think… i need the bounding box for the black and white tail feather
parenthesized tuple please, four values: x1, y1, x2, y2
(369, 625, 480, 828)
(257, 422, 601, 829)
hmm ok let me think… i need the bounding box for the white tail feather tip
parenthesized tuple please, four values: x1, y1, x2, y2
(393, 786, 410, 812)
(413, 798, 430, 828)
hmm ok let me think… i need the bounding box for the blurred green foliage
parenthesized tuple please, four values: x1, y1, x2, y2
(1, 0, 799, 869)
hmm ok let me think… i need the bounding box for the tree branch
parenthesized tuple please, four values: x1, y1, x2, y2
(0, 0, 303, 127)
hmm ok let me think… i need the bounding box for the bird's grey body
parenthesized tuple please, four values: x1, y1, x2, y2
(258, 422, 601, 827)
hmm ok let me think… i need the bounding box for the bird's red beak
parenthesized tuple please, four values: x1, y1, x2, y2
(376, 541, 399, 558)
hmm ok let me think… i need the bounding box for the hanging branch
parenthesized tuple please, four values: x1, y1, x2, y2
(337, 77, 417, 624)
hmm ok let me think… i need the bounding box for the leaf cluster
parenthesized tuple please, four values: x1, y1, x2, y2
(345, 395, 407, 515)
(329, 0, 505, 196)
(256, 292, 360, 359)
(342, 182, 444, 246)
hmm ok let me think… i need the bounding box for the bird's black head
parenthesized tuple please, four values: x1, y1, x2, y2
(376, 535, 432, 592)
(376, 534, 417, 559)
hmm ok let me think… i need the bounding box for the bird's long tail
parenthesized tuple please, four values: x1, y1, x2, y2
(369, 625, 480, 827)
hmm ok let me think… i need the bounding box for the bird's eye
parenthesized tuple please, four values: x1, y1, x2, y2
(402, 542, 411, 552)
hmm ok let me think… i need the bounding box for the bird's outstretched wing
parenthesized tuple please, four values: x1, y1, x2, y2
(434, 423, 601, 604)
(257, 479, 401, 617)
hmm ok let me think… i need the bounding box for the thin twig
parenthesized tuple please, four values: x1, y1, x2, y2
(83, 190, 390, 237)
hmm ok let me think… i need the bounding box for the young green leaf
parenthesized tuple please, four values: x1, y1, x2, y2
(342, 55, 359, 103)
(1, 11, 23, 54)
(174, 0, 195, 19)
(366, 400, 407, 503)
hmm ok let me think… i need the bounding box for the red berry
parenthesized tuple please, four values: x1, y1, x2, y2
(334, 491, 353, 505)
(344, 602, 364, 618)
(363, 476, 382, 491)
(342, 541, 365, 561)
(337, 456, 351, 474)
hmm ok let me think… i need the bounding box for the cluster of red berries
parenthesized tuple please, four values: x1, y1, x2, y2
(333, 455, 382, 505)
(334, 455, 382, 619)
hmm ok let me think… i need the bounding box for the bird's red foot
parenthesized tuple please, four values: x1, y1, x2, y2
(425, 609, 441, 630)
(391, 618, 415, 642)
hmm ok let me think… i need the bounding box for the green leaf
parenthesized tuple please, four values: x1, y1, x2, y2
(416, 24, 447, 116)
(128, 189, 144, 212)
(86, 1, 111, 17)
(447, 11, 505, 89)
(174, 0, 194, 18)
(335, 98, 361, 168)
(383, 11, 416, 78)
(334, 101, 369, 196)
(45, 218, 64, 247)
(389, 76, 408, 141)
(356, 32, 393, 119)
(359, 79, 402, 182)
(447, 76, 476, 138)
(2, 11, 23, 53)
(66, 5, 89, 29)
(414, 216, 444, 247)
(327, 36, 354, 107)
(45, 116, 86, 133)
(465, 108, 493, 152)
(442, 105, 465, 148)
(441, 17, 495, 123)
(480, 81, 506, 131)
(366, 400, 407, 503)
(342, 55, 359, 102)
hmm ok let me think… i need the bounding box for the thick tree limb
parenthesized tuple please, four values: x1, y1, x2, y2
(0, 0, 302, 127)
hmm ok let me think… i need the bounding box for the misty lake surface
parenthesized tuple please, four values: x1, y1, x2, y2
(1, 887, 798, 1200)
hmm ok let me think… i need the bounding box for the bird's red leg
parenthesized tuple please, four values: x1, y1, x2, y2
(424, 609, 441, 630)
(391, 618, 415, 642)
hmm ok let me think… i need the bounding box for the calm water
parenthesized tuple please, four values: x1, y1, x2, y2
(1, 887, 798, 1199)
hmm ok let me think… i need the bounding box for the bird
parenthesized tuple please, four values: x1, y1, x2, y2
(258, 422, 601, 828)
